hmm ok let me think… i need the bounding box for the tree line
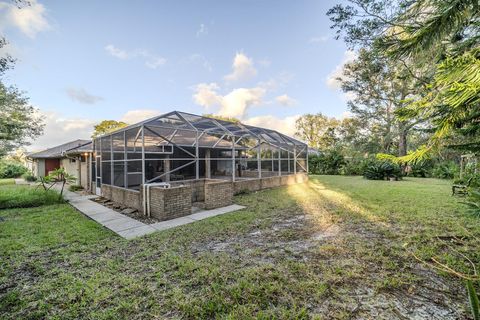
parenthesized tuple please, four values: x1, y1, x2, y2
(297, 0, 479, 167)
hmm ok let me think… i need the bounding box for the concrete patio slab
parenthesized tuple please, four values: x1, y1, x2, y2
(151, 204, 246, 231)
(151, 216, 196, 231)
(117, 225, 157, 240)
(91, 211, 125, 224)
(189, 204, 245, 221)
(105, 217, 145, 232)
(51, 183, 246, 240)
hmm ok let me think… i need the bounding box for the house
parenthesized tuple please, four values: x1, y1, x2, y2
(91, 111, 308, 221)
(27, 139, 93, 188)
(26, 111, 308, 223)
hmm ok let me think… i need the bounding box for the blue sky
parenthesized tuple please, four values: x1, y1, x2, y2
(0, 0, 352, 150)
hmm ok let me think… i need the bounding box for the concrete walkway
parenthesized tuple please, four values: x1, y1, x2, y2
(14, 178, 28, 185)
(57, 186, 245, 240)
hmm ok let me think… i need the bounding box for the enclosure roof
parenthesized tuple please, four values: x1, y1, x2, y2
(28, 139, 91, 159)
(101, 110, 306, 147)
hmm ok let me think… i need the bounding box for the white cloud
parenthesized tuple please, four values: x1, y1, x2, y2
(104, 44, 166, 69)
(65, 88, 103, 104)
(0, 0, 50, 38)
(244, 115, 300, 137)
(193, 82, 265, 119)
(120, 109, 160, 124)
(224, 53, 257, 83)
(28, 110, 96, 151)
(309, 35, 329, 43)
(326, 50, 356, 90)
(104, 44, 129, 60)
(196, 23, 208, 37)
(27, 108, 165, 151)
(275, 94, 296, 106)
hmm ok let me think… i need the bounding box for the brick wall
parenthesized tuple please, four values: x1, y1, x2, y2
(232, 173, 308, 195)
(101, 184, 142, 212)
(260, 176, 281, 189)
(149, 185, 192, 221)
(233, 179, 261, 194)
(101, 184, 112, 199)
(204, 180, 233, 209)
(280, 175, 297, 186)
(170, 179, 205, 202)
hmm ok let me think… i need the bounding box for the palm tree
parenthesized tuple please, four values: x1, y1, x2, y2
(381, 0, 480, 162)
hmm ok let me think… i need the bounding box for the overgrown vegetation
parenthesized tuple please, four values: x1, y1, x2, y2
(0, 160, 27, 178)
(0, 185, 63, 209)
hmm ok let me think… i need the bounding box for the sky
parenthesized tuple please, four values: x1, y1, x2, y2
(0, 0, 353, 150)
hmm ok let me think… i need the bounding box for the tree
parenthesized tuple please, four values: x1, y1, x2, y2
(340, 48, 426, 156)
(0, 1, 45, 157)
(295, 113, 342, 150)
(380, 0, 480, 161)
(328, 0, 435, 157)
(0, 83, 44, 157)
(92, 120, 128, 138)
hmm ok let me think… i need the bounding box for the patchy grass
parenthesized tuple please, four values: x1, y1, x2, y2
(0, 179, 15, 186)
(1, 176, 479, 319)
(0, 185, 64, 209)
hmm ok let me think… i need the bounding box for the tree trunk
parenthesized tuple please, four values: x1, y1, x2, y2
(398, 123, 408, 157)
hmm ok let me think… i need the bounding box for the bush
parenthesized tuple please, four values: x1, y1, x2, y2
(408, 160, 434, 178)
(0, 160, 28, 178)
(363, 160, 402, 180)
(308, 150, 346, 175)
(341, 158, 371, 176)
(463, 188, 480, 217)
(431, 161, 459, 179)
(68, 185, 83, 192)
(22, 173, 37, 182)
(0, 185, 64, 209)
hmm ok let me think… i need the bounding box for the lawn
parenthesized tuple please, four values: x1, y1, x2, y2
(1, 176, 479, 319)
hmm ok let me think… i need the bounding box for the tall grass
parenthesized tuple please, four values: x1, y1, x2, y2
(0, 185, 64, 209)
(0, 179, 15, 186)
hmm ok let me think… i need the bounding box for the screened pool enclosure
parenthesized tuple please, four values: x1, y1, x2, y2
(93, 111, 308, 191)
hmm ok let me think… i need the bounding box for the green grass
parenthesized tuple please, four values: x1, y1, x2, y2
(0, 179, 15, 186)
(0, 185, 64, 209)
(0, 176, 478, 319)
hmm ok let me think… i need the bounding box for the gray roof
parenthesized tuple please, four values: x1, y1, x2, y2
(65, 141, 93, 154)
(28, 139, 91, 159)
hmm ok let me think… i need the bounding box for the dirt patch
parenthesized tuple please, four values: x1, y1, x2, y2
(188, 200, 469, 319)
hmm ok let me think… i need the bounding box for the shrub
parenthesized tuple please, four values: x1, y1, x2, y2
(363, 160, 402, 180)
(22, 173, 37, 182)
(308, 150, 346, 175)
(463, 188, 480, 217)
(0, 160, 28, 178)
(68, 185, 83, 192)
(0, 185, 64, 209)
(408, 160, 433, 178)
(341, 158, 370, 176)
(431, 161, 459, 179)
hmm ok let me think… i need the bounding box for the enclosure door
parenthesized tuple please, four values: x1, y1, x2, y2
(95, 156, 101, 195)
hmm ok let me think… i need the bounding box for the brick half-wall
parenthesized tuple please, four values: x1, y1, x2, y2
(232, 173, 308, 195)
(260, 176, 281, 189)
(204, 180, 233, 209)
(149, 185, 192, 221)
(233, 179, 261, 194)
(101, 185, 142, 212)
